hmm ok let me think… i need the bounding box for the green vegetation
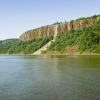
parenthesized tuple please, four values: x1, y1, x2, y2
(76, 15, 100, 21)
(0, 15, 100, 55)
(47, 21, 100, 54)
(76, 17, 85, 21)
(0, 37, 49, 54)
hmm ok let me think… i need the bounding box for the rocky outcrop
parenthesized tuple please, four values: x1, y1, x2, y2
(33, 25, 58, 55)
(20, 15, 100, 41)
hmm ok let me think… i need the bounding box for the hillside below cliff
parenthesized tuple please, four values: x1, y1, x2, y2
(0, 15, 100, 55)
(46, 20, 100, 55)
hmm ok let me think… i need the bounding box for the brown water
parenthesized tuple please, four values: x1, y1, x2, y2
(0, 55, 100, 100)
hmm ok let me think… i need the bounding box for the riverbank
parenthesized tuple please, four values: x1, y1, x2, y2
(0, 52, 100, 56)
(41, 51, 100, 56)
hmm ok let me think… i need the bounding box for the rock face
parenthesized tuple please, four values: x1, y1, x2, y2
(20, 15, 100, 41)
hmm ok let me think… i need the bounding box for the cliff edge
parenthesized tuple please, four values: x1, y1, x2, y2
(20, 15, 100, 41)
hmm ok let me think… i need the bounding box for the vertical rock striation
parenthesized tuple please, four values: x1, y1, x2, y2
(20, 15, 100, 41)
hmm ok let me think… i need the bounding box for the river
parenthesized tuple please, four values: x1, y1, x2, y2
(0, 55, 100, 100)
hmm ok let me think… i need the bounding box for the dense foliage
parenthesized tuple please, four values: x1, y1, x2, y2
(47, 21, 100, 54)
(0, 37, 49, 54)
(0, 15, 100, 54)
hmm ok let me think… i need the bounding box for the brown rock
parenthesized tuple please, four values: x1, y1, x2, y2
(20, 15, 100, 41)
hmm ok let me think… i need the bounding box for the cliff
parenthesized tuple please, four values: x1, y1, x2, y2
(0, 15, 100, 54)
(20, 15, 100, 41)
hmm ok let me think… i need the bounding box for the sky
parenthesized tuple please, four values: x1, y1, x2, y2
(0, 0, 100, 40)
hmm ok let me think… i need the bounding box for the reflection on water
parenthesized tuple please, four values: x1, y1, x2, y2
(0, 55, 100, 100)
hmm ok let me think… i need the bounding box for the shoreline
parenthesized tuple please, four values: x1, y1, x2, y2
(0, 53, 100, 56)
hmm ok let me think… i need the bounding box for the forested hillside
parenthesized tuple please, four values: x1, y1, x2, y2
(0, 15, 100, 55)
(47, 21, 100, 54)
(0, 37, 49, 54)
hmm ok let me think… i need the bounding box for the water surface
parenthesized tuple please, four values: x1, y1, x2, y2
(0, 55, 100, 100)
